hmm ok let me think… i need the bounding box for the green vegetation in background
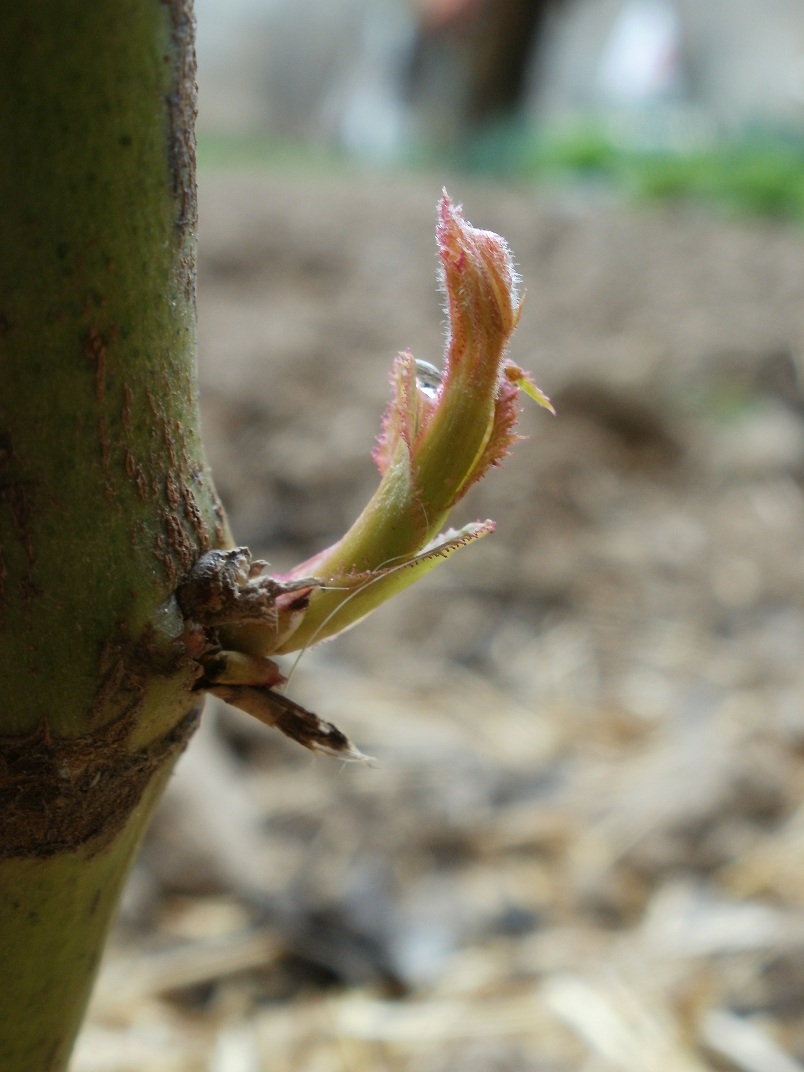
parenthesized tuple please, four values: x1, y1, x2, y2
(197, 133, 355, 175)
(459, 121, 804, 222)
(199, 123, 804, 223)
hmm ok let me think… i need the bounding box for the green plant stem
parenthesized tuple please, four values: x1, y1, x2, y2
(0, 753, 188, 1071)
(0, 3, 227, 1067)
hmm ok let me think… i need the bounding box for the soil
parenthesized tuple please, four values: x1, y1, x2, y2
(79, 170, 804, 1072)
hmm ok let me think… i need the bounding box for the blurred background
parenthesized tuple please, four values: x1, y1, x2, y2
(79, 3, 804, 1070)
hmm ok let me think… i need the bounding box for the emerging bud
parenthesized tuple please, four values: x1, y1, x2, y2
(224, 191, 553, 659)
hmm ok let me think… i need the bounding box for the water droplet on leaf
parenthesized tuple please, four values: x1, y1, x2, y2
(415, 359, 442, 400)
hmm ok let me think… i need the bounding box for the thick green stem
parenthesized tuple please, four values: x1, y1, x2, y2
(0, 3, 226, 1067)
(0, 738, 193, 1070)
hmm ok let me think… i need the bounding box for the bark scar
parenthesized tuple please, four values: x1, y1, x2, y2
(0, 706, 201, 858)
